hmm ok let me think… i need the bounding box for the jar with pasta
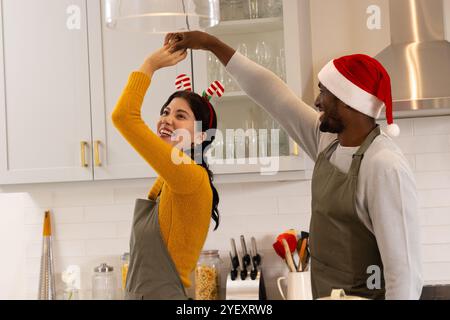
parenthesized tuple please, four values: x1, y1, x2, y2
(195, 250, 222, 300)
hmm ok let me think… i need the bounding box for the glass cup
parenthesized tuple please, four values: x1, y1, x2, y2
(245, 120, 258, 159)
(226, 0, 247, 21)
(255, 40, 272, 68)
(274, 56, 286, 81)
(207, 53, 217, 83)
(248, 0, 259, 19)
(237, 42, 249, 58)
(261, 0, 283, 18)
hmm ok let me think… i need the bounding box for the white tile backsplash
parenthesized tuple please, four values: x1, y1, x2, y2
(25, 207, 85, 225)
(421, 226, 450, 244)
(414, 117, 450, 136)
(418, 189, 450, 208)
(416, 153, 450, 172)
(2, 115, 450, 299)
(422, 244, 450, 262)
(419, 207, 450, 226)
(277, 195, 312, 214)
(85, 239, 129, 257)
(53, 189, 115, 207)
(220, 195, 278, 216)
(53, 240, 86, 258)
(84, 204, 134, 222)
(416, 172, 450, 190)
(112, 186, 153, 204)
(423, 263, 450, 283)
(392, 135, 450, 155)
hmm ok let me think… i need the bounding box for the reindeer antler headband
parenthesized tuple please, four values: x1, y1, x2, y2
(175, 74, 224, 129)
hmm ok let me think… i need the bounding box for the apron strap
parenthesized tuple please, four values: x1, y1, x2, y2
(322, 139, 340, 160)
(349, 125, 381, 176)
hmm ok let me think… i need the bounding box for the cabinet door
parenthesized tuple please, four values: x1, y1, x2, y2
(0, 0, 93, 184)
(88, 0, 192, 181)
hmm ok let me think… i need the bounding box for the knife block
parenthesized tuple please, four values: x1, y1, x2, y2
(225, 271, 267, 300)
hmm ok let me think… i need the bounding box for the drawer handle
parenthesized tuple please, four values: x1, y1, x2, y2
(80, 141, 88, 167)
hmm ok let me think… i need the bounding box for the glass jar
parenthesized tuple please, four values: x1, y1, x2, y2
(92, 263, 117, 300)
(121, 253, 130, 291)
(195, 250, 222, 300)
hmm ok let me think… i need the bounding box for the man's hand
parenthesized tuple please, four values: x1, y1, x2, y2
(164, 31, 214, 52)
(139, 44, 187, 78)
(165, 31, 236, 67)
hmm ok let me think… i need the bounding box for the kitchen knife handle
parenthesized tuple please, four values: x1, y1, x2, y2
(240, 235, 248, 255)
(240, 235, 251, 267)
(251, 237, 261, 266)
(230, 238, 237, 257)
(80, 141, 88, 167)
(94, 140, 102, 167)
(251, 237, 257, 255)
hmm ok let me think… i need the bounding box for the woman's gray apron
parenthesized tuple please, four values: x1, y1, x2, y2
(309, 125, 386, 299)
(125, 198, 188, 300)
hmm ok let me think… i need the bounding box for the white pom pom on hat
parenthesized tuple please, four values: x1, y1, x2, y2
(386, 123, 400, 137)
(318, 54, 400, 137)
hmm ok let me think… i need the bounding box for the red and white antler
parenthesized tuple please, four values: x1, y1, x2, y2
(205, 81, 225, 99)
(175, 74, 192, 91)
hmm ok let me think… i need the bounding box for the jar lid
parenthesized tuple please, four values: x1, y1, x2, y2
(200, 250, 220, 257)
(121, 253, 130, 261)
(94, 263, 114, 273)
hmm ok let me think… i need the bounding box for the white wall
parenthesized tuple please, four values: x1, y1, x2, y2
(310, 0, 391, 97)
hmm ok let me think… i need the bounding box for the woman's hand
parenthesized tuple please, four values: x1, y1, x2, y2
(139, 44, 188, 78)
(165, 31, 235, 67)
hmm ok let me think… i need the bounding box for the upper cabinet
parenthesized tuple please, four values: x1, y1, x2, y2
(0, 0, 312, 185)
(86, 0, 192, 181)
(0, 0, 93, 184)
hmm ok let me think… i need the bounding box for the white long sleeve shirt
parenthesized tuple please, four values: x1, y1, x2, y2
(225, 52, 423, 299)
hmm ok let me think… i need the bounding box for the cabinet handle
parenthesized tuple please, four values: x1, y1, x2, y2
(94, 140, 102, 167)
(80, 141, 88, 167)
(293, 143, 299, 156)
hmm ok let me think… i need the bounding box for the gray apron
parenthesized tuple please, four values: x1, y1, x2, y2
(309, 125, 386, 300)
(125, 197, 188, 300)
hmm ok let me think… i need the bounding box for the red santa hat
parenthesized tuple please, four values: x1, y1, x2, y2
(318, 54, 400, 137)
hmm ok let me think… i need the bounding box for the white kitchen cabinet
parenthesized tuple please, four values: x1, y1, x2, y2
(0, 0, 93, 184)
(0, 0, 190, 184)
(0, 0, 313, 185)
(86, 0, 192, 181)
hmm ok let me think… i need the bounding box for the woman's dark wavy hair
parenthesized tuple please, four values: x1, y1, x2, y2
(160, 91, 220, 231)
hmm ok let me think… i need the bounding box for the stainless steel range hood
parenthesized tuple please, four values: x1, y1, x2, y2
(375, 0, 450, 118)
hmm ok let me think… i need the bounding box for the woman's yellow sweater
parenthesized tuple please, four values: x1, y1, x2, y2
(111, 72, 212, 288)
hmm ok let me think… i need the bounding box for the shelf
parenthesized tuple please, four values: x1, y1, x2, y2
(209, 155, 305, 175)
(220, 91, 248, 102)
(208, 17, 283, 36)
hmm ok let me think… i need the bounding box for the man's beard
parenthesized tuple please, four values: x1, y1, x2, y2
(319, 113, 345, 134)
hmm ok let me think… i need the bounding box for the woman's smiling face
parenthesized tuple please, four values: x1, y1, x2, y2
(157, 97, 203, 150)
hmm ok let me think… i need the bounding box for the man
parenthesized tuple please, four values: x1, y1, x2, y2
(167, 31, 423, 300)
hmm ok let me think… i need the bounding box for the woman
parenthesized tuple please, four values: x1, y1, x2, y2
(111, 44, 220, 300)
